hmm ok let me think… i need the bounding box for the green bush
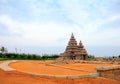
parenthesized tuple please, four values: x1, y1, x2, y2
(0, 53, 59, 60)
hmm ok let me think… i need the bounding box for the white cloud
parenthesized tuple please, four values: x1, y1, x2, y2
(0, 15, 24, 34)
(0, 13, 120, 48)
(0, 0, 120, 56)
(0, 15, 76, 47)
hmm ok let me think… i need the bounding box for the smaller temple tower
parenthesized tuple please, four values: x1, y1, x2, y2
(60, 33, 88, 60)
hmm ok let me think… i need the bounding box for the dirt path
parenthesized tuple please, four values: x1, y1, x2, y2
(0, 60, 17, 71)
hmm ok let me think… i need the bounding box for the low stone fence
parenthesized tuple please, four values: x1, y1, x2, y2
(96, 65, 120, 81)
(95, 58, 120, 64)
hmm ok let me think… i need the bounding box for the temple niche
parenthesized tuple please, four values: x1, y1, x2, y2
(60, 33, 88, 60)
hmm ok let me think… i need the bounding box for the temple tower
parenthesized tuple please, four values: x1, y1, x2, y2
(60, 33, 88, 60)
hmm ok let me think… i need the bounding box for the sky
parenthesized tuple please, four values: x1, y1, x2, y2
(0, 0, 120, 56)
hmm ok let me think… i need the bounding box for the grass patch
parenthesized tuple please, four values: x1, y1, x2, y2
(0, 58, 11, 61)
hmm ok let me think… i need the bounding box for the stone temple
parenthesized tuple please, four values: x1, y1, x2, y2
(60, 33, 88, 60)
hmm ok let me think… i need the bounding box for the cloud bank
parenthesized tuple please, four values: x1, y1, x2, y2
(0, 0, 120, 56)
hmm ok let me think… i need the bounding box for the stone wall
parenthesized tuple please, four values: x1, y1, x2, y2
(95, 58, 120, 64)
(96, 65, 120, 81)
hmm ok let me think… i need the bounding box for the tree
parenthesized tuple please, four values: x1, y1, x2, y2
(88, 55, 95, 59)
(27, 55, 32, 59)
(118, 55, 120, 58)
(0, 47, 7, 54)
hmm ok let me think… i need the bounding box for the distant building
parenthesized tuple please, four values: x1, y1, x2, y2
(60, 33, 88, 60)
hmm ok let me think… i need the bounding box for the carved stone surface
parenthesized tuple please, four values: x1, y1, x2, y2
(59, 33, 88, 60)
(96, 65, 120, 81)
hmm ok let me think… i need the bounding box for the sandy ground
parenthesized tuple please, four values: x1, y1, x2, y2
(0, 69, 120, 84)
(0, 61, 2, 64)
(10, 60, 116, 76)
(60, 63, 115, 73)
(0, 60, 120, 84)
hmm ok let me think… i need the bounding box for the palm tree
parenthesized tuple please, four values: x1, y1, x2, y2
(0, 47, 7, 54)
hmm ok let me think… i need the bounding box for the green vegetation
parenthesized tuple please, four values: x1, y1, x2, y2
(0, 53, 59, 61)
(106, 55, 120, 59)
(0, 58, 10, 61)
(87, 55, 95, 60)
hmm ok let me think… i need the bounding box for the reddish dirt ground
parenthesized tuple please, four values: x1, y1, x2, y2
(0, 60, 119, 84)
(0, 61, 3, 64)
(0, 69, 120, 84)
(61, 63, 115, 73)
(10, 61, 116, 76)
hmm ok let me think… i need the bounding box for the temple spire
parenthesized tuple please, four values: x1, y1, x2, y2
(70, 33, 74, 39)
(71, 33, 73, 36)
(79, 40, 84, 48)
(68, 33, 77, 46)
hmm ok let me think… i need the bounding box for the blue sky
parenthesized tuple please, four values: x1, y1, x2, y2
(0, 0, 120, 56)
